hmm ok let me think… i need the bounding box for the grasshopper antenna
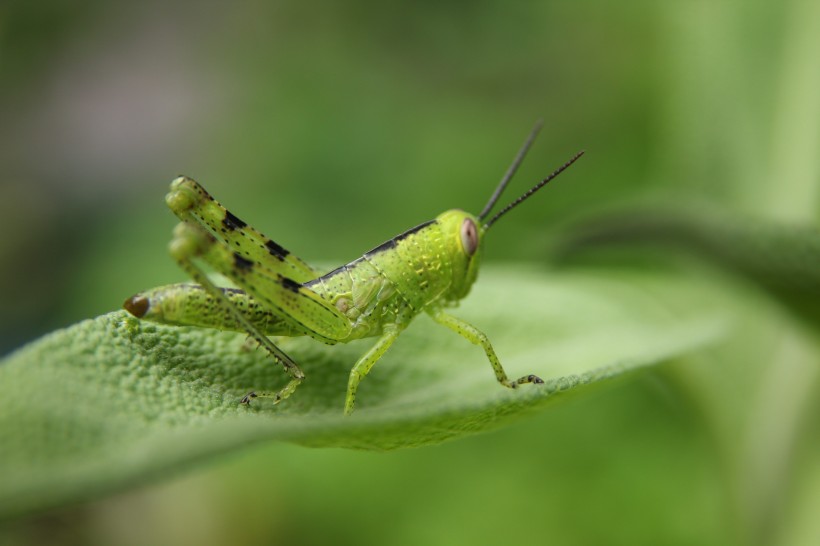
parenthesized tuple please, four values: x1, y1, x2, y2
(478, 120, 544, 221)
(483, 150, 585, 230)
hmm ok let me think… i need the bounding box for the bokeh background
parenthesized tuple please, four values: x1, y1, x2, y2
(1, 1, 818, 545)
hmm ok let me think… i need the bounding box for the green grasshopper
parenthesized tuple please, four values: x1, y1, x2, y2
(123, 123, 583, 415)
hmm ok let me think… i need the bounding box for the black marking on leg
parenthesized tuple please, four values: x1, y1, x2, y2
(265, 239, 290, 260)
(234, 253, 254, 271)
(223, 210, 247, 231)
(279, 276, 301, 293)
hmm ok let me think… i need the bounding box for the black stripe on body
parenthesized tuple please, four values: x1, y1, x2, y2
(307, 263, 349, 286)
(304, 220, 437, 290)
(305, 259, 362, 288)
(364, 220, 436, 257)
(223, 210, 247, 231)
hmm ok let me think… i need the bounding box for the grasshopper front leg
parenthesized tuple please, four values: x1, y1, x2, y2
(429, 309, 544, 389)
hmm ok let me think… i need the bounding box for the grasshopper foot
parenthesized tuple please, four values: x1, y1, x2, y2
(240, 389, 287, 406)
(513, 374, 543, 386)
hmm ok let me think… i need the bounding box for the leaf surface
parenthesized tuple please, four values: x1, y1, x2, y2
(0, 267, 731, 518)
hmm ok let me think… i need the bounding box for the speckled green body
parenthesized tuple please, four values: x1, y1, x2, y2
(129, 207, 482, 344)
(306, 210, 482, 342)
(124, 178, 497, 414)
(123, 129, 581, 414)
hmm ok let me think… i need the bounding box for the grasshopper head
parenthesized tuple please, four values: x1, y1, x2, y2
(436, 209, 485, 301)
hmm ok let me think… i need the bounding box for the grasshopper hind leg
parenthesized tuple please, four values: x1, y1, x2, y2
(169, 222, 305, 406)
(166, 176, 318, 283)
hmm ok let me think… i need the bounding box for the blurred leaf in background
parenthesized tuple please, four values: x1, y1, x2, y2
(0, 0, 818, 545)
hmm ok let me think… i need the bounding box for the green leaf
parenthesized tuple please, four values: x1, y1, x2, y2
(0, 267, 730, 518)
(556, 204, 820, 327)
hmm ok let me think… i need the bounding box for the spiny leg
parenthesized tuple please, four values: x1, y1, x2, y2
(428, 309, 543, 388)
(167, 176, 318, 283)
(169, 222, 305, 405)
(345, 327, 402, 415)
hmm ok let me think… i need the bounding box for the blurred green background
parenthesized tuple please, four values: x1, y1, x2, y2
(1, 1, 818, 545)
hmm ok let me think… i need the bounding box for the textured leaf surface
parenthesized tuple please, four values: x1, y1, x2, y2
(0, 267, 731, 518)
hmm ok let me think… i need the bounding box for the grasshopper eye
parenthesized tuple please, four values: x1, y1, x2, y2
(460, 218, 479, 256)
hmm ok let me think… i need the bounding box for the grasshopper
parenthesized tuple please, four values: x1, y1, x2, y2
(123, 123, 584, 414)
